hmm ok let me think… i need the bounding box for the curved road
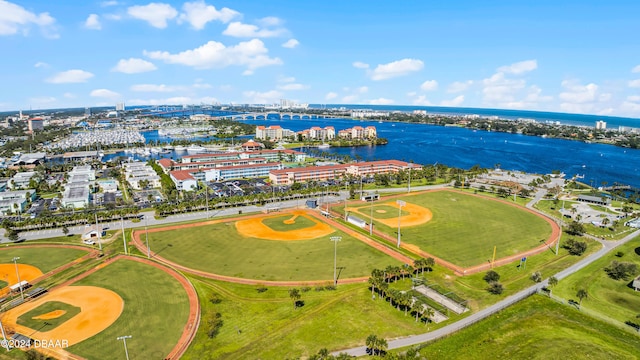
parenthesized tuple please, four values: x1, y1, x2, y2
(333, 193, 640, 356)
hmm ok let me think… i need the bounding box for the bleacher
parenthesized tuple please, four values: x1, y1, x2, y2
(25, 287, 47, 299)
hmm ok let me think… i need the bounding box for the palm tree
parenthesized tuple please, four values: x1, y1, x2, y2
(376, 337, 388, 356)
(425, 257, 435, 272)
(422, 306, 435, 325)
(576, 288, 588, 305)
(289, 288, 301, 309)
(365, 334, 378, 355)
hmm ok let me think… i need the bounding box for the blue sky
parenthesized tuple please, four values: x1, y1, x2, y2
(2, 0, 640, 117)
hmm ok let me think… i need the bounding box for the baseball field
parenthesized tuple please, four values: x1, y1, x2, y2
(341, 190, 554, 268)
(141, 210, 403, 281)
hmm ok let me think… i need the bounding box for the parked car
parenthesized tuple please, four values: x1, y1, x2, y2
(83, 239, 95, 245)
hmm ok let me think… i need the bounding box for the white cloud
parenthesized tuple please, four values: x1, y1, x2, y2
(46, 69, 94, 84)
(447, 80, 473, 93)
(127, 3, 177, 29)
(482, 72, 526, 103)
(112, 58, 157, 74)
(627, 95, 640, 102)
(278, 76, 295, 83)
(178, 1, 239, 30)
(277, 83, 308, 91)
(144, 39, 282, 73)
(84, 14, 101, 30)
(325, 92, 338, 100)
(90, 88, 121, 99)
(358, 86, 368, 93)
(412, 95, 432, 106)
(130, 84, 184, 92)
(628, 79, 640, 88)
(420, 80, 438, 91)
(242, 90, 283, 104)
(129, 96, 218, 105)
(258, 17, 282, 26)
(281, 39, 299, 48)
(352, 61, 369, 69)
(559, 80, 598, 103)
(406, 91, 417, 97)
(368, 98, 394, 105)
(63, 92, 76, 99)
(34, 61, 49, 68)
(370, 58, 423, 81)
(192, 82, 212, 89)
(632, 65, 640, 73)
(29, 96, 56, 105)
(441, 95, 464, 107)
(101, 0, 119, 6)
(0, 0, 57, 37)
(104, 13, 122, 21)
(497, 59, 537, 75)
(223, 21, 286, 38)
(342, 95, 358, 103)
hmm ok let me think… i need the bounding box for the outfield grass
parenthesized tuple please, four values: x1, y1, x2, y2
(261, 214, 317, 231)
(17, 301, 81, 330)
(0, 247, 88, 273)
(68, 258, 190, 360)
(365, 204, 409, 219)
(417, 295, 640, 359)
(148, 221, 401, 281)
(341, 190, 552, 268)
(182, 277, 436, 360)
(553, 236, 640, 326)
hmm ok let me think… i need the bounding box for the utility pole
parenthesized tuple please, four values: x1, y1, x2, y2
(12, 257, 24, 300)
(116, 335, 132, 360)
(145, 215, 150, 258)
(95, 212, 102, 252)
(396, 200, 406, 248)
(121, 216, 127, 255)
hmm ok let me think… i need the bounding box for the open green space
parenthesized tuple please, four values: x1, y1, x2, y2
(261, 214, 317, 231)
(0, 247, 88, 273)
(182, 277, 435, 360)
(17, 301, 80, 330)
(68, 258, 190, 360)
(148, 220, 401, 281)
(417, 295, 640, 359)
(553, 236, 640, 326)
(341, 190, 552, 268)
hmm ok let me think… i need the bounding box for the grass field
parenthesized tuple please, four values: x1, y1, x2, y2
(365, 204, 409, 219)
(261, 214, 317, 231)
(17, 301, 81, 330)
(340, 190, 552, 267)
(148, 220, 401, 281)
(0, 247, 88, 273)
(553, 236, 640, 326)
(417, 295, 640, 359)
(68, 258, 190, 360)
(182, 277, 437, 359)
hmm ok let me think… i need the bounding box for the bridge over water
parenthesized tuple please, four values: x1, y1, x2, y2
(224, 112, 337, 120)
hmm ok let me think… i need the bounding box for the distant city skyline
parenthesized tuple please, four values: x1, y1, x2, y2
(1, 0, 640, 118)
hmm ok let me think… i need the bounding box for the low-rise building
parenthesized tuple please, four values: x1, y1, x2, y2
(123, 161, 161, 190)
(0, 190, 36, 215)
(9, 171, 36, 189)
(61, 184, 90, 209)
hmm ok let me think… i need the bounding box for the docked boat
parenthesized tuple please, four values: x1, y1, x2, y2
(186, 144, 207, 154)
(174, 145, 187, 152)
(318, 143, 331, 149)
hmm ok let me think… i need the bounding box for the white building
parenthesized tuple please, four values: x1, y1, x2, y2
(123, 161, 161, 190)
(9, 171, 36, 189)
(596, 120, 607, 130)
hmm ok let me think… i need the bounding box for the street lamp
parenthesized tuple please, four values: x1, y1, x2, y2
(11, 257, 23, 300)
(121, 216, 128, 255)
(369, 195, 377, 236)
(144, 215, 150, 258)
(330, 236, 342, 286)
(396, 200, 406, 248)
(116, 335, 132, 360)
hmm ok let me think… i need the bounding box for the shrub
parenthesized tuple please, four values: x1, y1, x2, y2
(483, 270, 500, 283)
(563, 238, 587, 256)
(256, 286, 268, 293)
(615, 251, 625, 258)
(207, 312, 224, 339)
(209, 293, 222, 304)
(530, 271, 542, 283)
(487, 282, 504, 295)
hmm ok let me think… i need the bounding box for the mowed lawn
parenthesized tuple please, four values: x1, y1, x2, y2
(148, 219, 401, 281)
(419, 295, 640, 359)
(350, 191, 552, 267)
(68, 259, 190, 360)
(553, 236, 640, 325)
(0, 247, 88, 273)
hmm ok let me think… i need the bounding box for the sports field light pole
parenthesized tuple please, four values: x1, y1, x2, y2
(330, 236, 342, 286)
(94, 212, 102, 252)
(144, 215, 150, 258)
(0, 319, 10, 352)
(369, 196, 377, 236)
(396, 200, 406, 248)
(120, 216, 127, 255)
(116, 335, 132, 360)
(12, 257, 23, 300)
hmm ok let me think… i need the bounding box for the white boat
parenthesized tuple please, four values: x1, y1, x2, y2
(174, 145, 186, 152)
(318, 143, 331, 149)
(150, 147, 161, 154)
(186, 144, 207, 154)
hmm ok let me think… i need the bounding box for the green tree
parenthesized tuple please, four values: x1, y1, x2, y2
(548, 276, 558, 290)
(206, 312, 223, 339)
(487, 281, 504, 295)
(62, 226, 69, 236)
(289, 288, 301, 309)
(483, 270, 500, 283)
(576, 288, 588, 305)
(530, 271, 542, 283)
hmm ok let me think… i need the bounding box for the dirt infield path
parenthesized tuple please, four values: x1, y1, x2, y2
(131, 209, 414, 286)
(336, 189, 561, 276)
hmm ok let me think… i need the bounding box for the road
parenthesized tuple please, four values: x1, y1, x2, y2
(333, 192, 640, 356)
(0, 194, 346, 243)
